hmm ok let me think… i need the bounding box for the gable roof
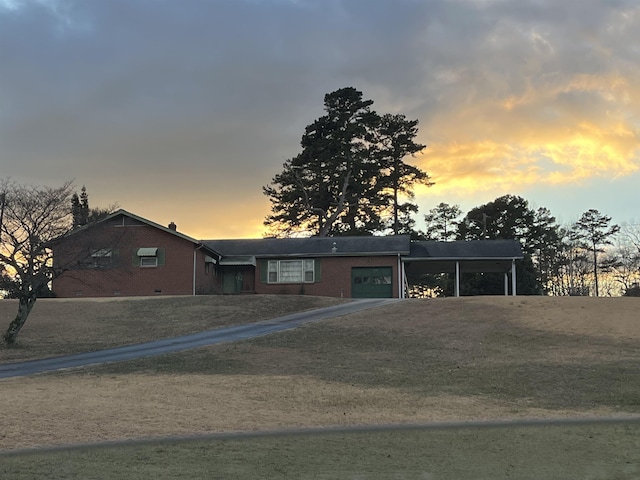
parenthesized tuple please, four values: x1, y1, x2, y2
(62, 209, 221, 258)
(203, 235, 412, 258)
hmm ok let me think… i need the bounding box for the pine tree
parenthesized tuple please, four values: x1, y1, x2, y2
(572, 209, 620, 297)
(79, 185, 89, 226)
(71, 193, 82, 228)
(263, 87, 431, 237)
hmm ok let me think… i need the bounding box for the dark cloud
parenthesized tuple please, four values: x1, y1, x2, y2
(1, 0, 638, 236)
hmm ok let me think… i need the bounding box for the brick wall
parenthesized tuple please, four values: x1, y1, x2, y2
(254, 255, 399, 298)
(53, 221, 221, 297)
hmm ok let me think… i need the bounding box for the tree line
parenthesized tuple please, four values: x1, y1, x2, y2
(419, 197, 633, 298)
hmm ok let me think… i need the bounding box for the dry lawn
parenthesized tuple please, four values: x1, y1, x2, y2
(1, 295, 639, 451)
(0, 295, 345, 363)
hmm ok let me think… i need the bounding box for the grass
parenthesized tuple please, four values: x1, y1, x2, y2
(0, 295, 345, 362)
(2, 423, 640, 479)
(1, 295, 640, 477)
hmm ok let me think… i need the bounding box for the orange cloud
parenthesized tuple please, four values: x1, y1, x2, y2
(415, 69, 640, 196)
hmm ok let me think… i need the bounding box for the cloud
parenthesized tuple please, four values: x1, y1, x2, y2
(409, 1, 640, 197)
(1, 0, 639, 237)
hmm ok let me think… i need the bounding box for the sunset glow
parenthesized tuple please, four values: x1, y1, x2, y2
(1, 1, 638, 238)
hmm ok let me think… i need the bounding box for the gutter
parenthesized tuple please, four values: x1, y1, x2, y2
(251, 251, 412, 259)
(401, 256, 523, 262)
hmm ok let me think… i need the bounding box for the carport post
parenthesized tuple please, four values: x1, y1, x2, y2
(455, 261, 460, 297)
(398, 254, 404, 299)
(504, 273, 509, 296)
(511, 259, 517, 296)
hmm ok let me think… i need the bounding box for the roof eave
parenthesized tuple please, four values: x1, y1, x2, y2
(402, 256, 524, 261)
(257, 251, 410, 258)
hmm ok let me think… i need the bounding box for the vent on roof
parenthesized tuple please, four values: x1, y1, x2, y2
(168, 222, 177, 231)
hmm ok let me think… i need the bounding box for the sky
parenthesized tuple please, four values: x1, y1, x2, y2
(1, 0, 638, 239)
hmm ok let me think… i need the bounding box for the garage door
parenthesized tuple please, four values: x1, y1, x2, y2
(351, 267, 393, 298)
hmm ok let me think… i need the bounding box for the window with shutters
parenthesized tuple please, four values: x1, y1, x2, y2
(267, 259, 315, 283)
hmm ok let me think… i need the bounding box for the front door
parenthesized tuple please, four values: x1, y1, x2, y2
(222, 269, 243, 294)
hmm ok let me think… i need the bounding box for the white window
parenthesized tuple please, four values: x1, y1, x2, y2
(303, 259, 314, 282)
(140, 256, 158, 267)
(268, 261, 278, 283)
(138, 247, 158, 268)
(267, 259, 315, 283)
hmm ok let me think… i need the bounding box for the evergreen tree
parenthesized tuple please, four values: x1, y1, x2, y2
(374, 113, 430, 234)
(79, 185, 89, 226)
(71, 192, 82, 228)
(457, 195, 560, 295)
(263, 87, 431, 237)
(423, 203, 463, 241)
(71, 186, 90, 228)
(572, 209, 620, 297)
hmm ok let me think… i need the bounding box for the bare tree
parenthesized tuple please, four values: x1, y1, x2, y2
(601, 223, 640, 295)
(0, 179, 76, 344)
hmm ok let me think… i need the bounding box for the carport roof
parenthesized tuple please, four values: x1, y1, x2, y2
(403, 240, 524, 274)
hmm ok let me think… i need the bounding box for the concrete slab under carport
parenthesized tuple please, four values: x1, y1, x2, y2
(402, 240, 524, 296)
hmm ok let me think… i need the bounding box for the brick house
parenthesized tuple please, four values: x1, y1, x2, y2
(203, 236, 410, 298)
(52, 209, 523, 298)
(53, 210, 221, 297)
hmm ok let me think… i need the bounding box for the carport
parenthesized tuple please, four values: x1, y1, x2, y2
(402, 240, 524, 297)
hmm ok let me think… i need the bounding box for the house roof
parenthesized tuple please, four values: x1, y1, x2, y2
(203, 235, 412, 258)
(403, 240, 524, 274)
(62, 209, 524, 274)
(64, 209, 221, 258)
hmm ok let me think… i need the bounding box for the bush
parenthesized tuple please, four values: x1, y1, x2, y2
(623, 284, 640, 297)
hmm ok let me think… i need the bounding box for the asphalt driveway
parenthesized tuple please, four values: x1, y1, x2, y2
(0, 298, 399, 379)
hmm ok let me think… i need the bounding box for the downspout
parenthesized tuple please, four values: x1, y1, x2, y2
(193, 244, 205, 296)
(402, 261, 408, 299)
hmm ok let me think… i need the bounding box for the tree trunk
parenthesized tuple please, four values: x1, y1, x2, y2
(592, 241, 599, 297)
(393, 186, 399, 235)
(317, 170, 351, 237)
(3, 295, 37, 345)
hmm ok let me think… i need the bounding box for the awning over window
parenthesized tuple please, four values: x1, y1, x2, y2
(205, 255, 217, 264)
(137, 247, 158, 257)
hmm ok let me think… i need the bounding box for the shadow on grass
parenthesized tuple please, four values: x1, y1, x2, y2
(86, 316, 640, 413)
